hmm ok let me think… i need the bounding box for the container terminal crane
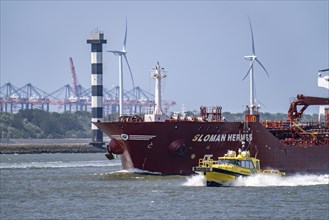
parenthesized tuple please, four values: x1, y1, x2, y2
(0, 57, 176, 114)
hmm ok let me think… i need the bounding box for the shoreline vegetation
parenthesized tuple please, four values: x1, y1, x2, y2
(0, 110, 92, 139)
(0, 139, 107, 154)
(0, 143, 106, 154)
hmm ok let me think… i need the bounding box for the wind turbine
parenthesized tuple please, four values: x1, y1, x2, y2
(243, 17, 269, 115)
(108, 18, 135, 116)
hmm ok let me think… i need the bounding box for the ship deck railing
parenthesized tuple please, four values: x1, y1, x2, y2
(282, 138, 329, 147)
(167, 115, 222, 122)
(309, 128, 329, 134)
(262, 120, 291, 129)
(198, 156, 217, 167)
(263, 120, 328, 130)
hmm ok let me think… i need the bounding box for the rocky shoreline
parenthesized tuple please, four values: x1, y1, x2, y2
(0, 142, 107, 154)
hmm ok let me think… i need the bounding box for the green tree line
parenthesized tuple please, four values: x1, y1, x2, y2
(0, 109, 92, 139)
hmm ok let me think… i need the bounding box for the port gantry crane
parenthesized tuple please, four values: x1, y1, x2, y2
(69, 57, 80, 99)
(0, 58, 176, 113)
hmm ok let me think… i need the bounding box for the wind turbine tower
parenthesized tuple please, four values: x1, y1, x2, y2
(108, 18, 135, 116)
(243, 17, 269, 119)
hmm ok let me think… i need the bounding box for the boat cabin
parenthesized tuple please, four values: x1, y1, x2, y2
(217, 150, 261, 171)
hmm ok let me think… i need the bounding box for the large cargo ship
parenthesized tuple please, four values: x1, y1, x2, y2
(94, 63, 329, 175)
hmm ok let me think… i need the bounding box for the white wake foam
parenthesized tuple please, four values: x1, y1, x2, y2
(183, 173, 329, 187)
(0, 160, 121, 169)
(114, 168, 162, 175)
(233, 173, 329, 187)
(182, 174, 206, 186)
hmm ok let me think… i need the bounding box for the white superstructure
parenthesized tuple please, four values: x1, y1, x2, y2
(318, 69, 329, 121)
(144, 62, 168, 122)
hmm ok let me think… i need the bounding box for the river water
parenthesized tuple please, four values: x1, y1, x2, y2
(1, 153, 328, 219)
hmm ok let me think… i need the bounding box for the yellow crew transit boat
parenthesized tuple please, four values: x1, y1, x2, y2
(192, 149, 285, 187)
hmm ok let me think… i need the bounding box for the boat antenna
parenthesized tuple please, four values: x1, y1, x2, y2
(241, 122, 251, 151)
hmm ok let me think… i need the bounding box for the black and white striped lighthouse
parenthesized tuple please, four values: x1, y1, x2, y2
(87, 32, 107, 146)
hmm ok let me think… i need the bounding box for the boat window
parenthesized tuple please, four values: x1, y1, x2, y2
(218, 159, 240, 166)
(248, 161, 255, 169)
(241, 160, 246, 168)
(218, 159, 230, 164)
(231, 160, 240, 166)
(239, 160, 255, 169)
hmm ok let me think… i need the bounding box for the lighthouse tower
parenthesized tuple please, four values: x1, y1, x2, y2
(87, 31, 107, 146)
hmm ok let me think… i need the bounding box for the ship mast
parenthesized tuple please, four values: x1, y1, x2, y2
(144, 62, 168, 122)
(151, 61, 166, 115)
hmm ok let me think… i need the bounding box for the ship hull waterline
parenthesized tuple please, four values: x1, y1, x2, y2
(95, 121, 329, 175)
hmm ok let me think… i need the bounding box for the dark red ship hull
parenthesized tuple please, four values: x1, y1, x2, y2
(95, 121, 329, 175)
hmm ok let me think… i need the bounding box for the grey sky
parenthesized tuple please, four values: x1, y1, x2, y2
(1, 1, 328, 113)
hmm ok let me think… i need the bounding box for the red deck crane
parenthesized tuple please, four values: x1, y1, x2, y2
(287, 94, 329, 121)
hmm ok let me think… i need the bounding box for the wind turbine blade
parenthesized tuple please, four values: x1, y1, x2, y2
(123, 54, 135, 89)
(255, 58, 270, 78)
(108, 51, 123, 57)
(243, 59, 255, 80)
(123, 17, 128, 51)
(319, 68, 329, 72)
(248, 16, 255, 55)
(108, 50, 120, 53)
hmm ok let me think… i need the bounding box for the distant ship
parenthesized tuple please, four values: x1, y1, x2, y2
(94, 63, 329, 175)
